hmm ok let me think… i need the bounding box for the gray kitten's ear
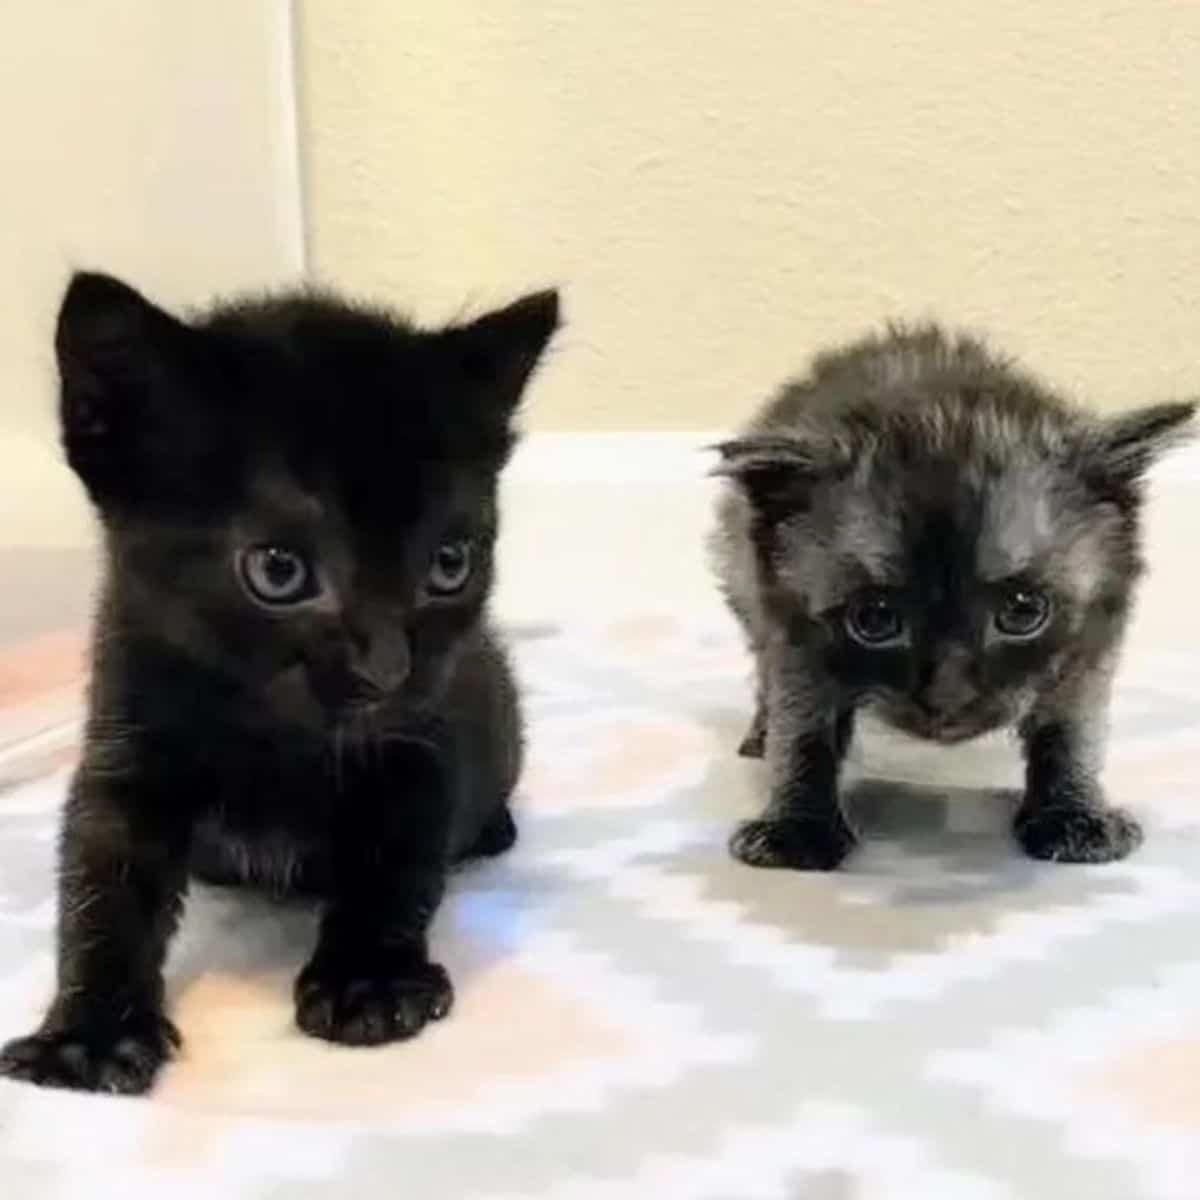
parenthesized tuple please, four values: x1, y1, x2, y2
(711, 434, 841, 513)
(1086, 400, 1196, 489)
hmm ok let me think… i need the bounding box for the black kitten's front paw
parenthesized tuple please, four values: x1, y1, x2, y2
(730, 814, 856, 871)
(295, 958, 453, 1046)
(1014, 801, 1143, 864)
(0, 1011, 179, 1094)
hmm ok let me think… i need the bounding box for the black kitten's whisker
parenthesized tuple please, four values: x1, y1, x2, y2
(329, 722, 346, 798)
(366, 709, 383, 772)
(351, 709, 370, 771)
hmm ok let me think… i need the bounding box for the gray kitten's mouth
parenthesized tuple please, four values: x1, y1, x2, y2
(923, 721, 991, 745)
(874, 700, 1009, 745)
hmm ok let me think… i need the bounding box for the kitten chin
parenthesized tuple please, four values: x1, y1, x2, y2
(713, 321, 1193, 872)
(870, 694, 1028, 745)
(0, 270, 558, 1094)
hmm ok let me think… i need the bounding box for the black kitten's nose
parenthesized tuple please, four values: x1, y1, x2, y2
(315, 636, 410, 714)
(343, 627, 411, 699)
(341, 674, 388, 708)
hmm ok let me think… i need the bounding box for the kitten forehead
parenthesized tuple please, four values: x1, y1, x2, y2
(774, 490, 904, 613)
(250, 466, 326, 521)
(976, 462, 1058, 581)
(829, 488, 903, 583)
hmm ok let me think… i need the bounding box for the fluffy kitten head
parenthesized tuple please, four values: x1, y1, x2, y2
(718, 325, 1194, 742)
(57, 271, 559, 725)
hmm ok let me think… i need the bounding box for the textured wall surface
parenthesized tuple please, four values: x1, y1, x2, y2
(1, 1, 301, 545)
(300, 1, 1200, 430)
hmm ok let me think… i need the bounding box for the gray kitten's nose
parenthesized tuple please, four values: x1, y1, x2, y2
(919, 649, 977, 714)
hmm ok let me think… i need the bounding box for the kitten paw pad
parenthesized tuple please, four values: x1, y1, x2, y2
(0, 1013, 179, 1094)
(1015, 803, 1143, 864)
(730, 816, 856, 871)
(295, 960, 453, 1046)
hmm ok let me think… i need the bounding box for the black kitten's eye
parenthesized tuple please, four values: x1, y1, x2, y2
(427, 540, 472, 595)
(994, 587, 1051, 639)
(845, 593, 905, 647)
(239, 546, 314, 606)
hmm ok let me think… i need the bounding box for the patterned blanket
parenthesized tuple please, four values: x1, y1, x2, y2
(1, 608, 1198, 1199)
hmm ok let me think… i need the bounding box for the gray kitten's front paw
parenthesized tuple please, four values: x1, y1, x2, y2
(730, 815, 856, 871)
(1014, 801, 1143, 864)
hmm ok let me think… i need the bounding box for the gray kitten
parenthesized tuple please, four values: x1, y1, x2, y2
(712, 324, 1194, 871)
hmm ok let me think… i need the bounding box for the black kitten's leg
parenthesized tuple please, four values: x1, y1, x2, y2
(730, 661, 857, 870)
(0, 773, 188, 1093)
(295, 744, 453, 1046)
(456, 803, 518, 862)
(1016, 696, 1141, 863)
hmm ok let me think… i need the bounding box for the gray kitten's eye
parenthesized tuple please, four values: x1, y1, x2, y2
(239, 546, 315, 606)
(427, 539, 472, 595)
(994, 587, 1051, 639)
(845, 594, 905, 647)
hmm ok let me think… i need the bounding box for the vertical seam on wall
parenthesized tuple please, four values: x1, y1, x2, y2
(276, 0, 309, 277)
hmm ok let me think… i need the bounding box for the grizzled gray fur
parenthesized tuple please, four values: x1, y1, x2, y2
(712, 323, 1194, 870)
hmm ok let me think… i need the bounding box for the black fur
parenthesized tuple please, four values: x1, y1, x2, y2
(0, 272, 558, 1093)
(712, 324, 1194, 871)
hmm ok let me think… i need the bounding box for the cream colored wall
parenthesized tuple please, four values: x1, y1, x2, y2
(0, 0, 303, 547)
(300, 1, 1200, 431)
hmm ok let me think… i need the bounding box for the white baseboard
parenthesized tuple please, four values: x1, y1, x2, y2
(1152, 440, 1200, 484)
(507, 431, 1200, 486)
(3, 430, 1195, 551)
(505, 432, 723, 485)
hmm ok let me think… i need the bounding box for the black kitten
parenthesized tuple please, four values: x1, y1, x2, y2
(0, 272, 558, 1093)
(712, 324, 1193, 871)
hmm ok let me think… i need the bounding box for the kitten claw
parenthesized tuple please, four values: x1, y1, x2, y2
(1014, 802, 1143, 864)
(294, 959, 453, 1046)
(730, 815, 856, 871)
(0, 1012, 179, 1094)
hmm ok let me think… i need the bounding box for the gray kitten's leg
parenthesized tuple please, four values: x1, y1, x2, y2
(1015, 664, 1142, 863)
(730, 656, 857, 870)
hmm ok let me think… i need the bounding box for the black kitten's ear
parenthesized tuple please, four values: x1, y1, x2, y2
(446, 289, 560, 414)
(1085, 400, 1196, 493)
(55, 271, 192, 498)
(712, 434, 843, 515)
